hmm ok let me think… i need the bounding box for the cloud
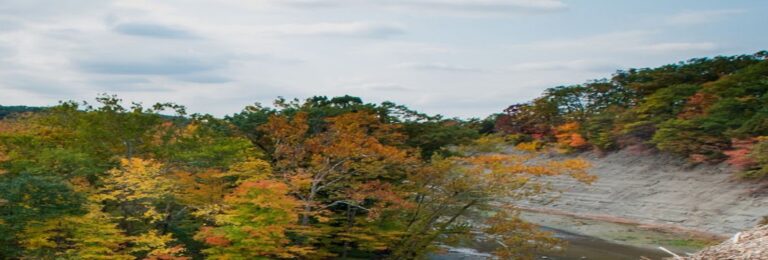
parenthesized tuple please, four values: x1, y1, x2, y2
(77, 57, 225, 75)
(174, 74, 232, 84)
(265, 22, 405, 38)
(634, 42, 717, 53)
(113, 22, 198, 39)
(507, 59, 618, 72)
(0, 73, 84, 96)
(89, 78, 176, 92)
(355, 83, 410, 92)
(393, 0, 567, 13)
(395, 62, 483, 72)
(273, 0, 567, 14)
(508, 31, 718, 55)
(0, 19, 22, 31)
(248, 54, 304, 64)
(667, 9, 746, 26)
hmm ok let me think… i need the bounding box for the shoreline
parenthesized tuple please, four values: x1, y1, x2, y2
(517, 208, 722, 256)
(518, 206, 728, 240)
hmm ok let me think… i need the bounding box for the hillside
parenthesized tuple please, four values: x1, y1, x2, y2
(495, 52, 768, 180)
(518, 148, 768, 236)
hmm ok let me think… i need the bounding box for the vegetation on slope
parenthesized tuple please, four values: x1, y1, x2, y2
(495, 51, 768, 179)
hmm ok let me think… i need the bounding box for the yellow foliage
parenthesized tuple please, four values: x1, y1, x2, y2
(19, 204, 133, 259)
(197, 179, 311, 259)
(131, 230, 182, 258)
(515, 140, 545, 152)
(224, 157, 272, 182)
(261, 111, 416, 225)
(96, 158, 175, 225)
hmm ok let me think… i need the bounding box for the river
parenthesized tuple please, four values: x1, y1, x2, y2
(429, 211, 712, 260)
(430, 227, 669, 260)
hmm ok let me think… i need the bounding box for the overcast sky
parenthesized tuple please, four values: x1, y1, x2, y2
(0, 0, 766, 118)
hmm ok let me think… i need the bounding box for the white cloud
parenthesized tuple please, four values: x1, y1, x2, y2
(507, 59, 618, 72)
(268, 0, 567, 14)
(667, 9, 746, 26)
(391, 0, 566, 13)
(352, 83, 411, 92)
(112, 22, 198, 39)
(264, 22, 405, 38)
(634, 42, 717, 53)
(0, 0, 759, 119)
(395, 62, 483, 72)
(508, 30, 718, 55)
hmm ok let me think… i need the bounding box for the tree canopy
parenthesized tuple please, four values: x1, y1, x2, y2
(0, 94, 590, 259)
(495, 51, 768, 178)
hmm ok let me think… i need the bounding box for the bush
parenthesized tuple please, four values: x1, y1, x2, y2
(744, 137, 768, 179)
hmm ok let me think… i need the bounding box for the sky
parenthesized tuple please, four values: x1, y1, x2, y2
(0, 0, 766, 118)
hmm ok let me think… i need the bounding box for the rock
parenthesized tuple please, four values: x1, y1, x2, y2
(681, 225, 768, 259)
(518, 148, 768, 236)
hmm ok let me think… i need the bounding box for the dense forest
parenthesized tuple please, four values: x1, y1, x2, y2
(0, 95, 591, 259)
(1, 51, 765, 259)
(495, 51, 768, 179)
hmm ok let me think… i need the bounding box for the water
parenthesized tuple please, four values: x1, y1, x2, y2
(430, 227, 671, 260)
(537, 227, 670, 260)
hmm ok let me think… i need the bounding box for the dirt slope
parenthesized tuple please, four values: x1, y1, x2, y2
(517, 148, 768, 236)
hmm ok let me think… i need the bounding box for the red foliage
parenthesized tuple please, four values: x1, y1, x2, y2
(204, 236, 231, 247)
(199, 227, 232, 247)
(494, 104, 552, 137)
(724, 138, 757, 170)
(678, 92, 716, 119)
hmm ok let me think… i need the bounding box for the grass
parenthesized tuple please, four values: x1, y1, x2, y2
(656, 238, 717, 248)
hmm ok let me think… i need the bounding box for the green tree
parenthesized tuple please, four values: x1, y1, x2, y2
(0, 174, 85, 258)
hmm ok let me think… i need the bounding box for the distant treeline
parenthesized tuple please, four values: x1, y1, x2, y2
(495, 51, 768, 178)
(0, 105, 44, 119)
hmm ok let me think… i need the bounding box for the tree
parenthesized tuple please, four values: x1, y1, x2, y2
(261, 111, 413, 224)
(96, 158, 176, 233)
(196, 179, 310, 259)
(259, 111, 420, 256)
(390, 136, 593, 259)
(19, 204, 133, 259)
(154, 115, 256, 171)
(0, 174, 85, 258)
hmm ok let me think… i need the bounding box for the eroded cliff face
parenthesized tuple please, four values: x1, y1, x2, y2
(516, 148, 768, 236)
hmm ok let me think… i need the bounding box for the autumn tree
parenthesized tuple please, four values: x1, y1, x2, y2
(196, 178, 310, 259)
(18, 204, 133, 259)
(258, 111, 419, 256)
(390, 136, 593, 259)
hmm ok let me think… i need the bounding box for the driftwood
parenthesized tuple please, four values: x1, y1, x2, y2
(659, 246, 682, 259)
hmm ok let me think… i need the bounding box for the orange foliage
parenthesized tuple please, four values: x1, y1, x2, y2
(174, 169, 228, 206)
(261, 111, 416, 225)
(554, 122, 589, 149)
(201, 231, 231, 247)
